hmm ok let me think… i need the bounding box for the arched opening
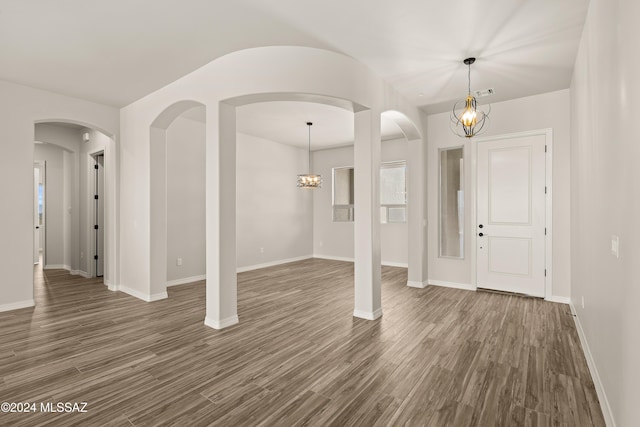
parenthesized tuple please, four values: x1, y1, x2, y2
(32, 120, 117, 299)
(380, 110, 427, 289)
(205, 92, 390, 329)
(149, 100, 206, 300)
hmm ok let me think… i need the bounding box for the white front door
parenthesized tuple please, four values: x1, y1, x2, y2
(477, 134, 546, 297)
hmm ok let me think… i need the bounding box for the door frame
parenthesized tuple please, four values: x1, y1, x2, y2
(87, 150, 105, 279)
(470, 128, 553, 299)
(34, 160, 46, 266)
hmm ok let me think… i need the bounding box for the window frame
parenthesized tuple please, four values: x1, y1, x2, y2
(331, 161, 407, 224)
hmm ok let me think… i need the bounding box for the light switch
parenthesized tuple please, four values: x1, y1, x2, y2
(611, 235, 619, 258)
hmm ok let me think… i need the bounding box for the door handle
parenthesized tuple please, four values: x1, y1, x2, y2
(35, 226, 40, 229)
(478, 224, 484, 228)
(478, 232, 484, 237)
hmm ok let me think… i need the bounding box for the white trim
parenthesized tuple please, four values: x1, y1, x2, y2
(545, 295, 570, 305)
(204, 315, 239, 330)
(236, 255, 313, 273)
(166, 274, 206, 287)
(407, 280, 427, 289)
(381, 261, 408, 268)
(471, 128, 554, 298)
(149, 291, 168, 302)
(118, 285, 167, 302)
(43, 264, 70, 270)
(313, 254, 407, 268)
(312, 254, 354, 263)
(0, 299, 35, 312)
(353, 308, 383, 320)
(70, 269, 90, 278)
(428, 280, 476, 291)
(570, 303, 616, 427)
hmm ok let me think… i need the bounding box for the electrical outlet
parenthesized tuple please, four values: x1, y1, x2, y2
(177, 258, 183, 266)
(80, 251, 84, 259)
(319, 241, 323, 247)
(260, 247, 264, 253)
(581, 296, 585, 309)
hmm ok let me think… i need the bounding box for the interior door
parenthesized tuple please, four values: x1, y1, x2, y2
(477, 134, 546, 297)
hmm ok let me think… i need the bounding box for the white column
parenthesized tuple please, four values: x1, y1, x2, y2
(353, 109, 382, 320)
(149, 127, 167, 298)
(407, 137, 428, 288)
(205, 101, 239, 329)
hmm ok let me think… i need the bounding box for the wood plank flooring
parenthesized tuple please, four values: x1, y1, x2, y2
(0, 259, 604, 426)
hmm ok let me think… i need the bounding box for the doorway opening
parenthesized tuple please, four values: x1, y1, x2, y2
(32, 121, 116, 296)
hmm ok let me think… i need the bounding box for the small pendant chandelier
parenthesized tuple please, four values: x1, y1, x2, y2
(450, 57, 490, 138)
(297, 122, 322, 189)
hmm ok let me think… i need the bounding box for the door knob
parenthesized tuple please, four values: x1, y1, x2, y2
(478, 232, 484, 237)
(478, 224, 484, 228)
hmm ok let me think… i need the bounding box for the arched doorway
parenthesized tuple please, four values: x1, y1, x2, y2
(204, 92, 392, 328)
(32, 120, 117, 295)
(149, 101, 207, 300)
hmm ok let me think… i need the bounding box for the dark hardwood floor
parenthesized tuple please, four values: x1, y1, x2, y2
(0, 259, 604, 426)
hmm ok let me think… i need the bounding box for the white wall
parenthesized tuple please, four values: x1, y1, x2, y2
(162, 119, 314, 280)
(313, 138, 409, 266)
(570, 0, 640, 424)
(236, 133, 313, 269)
(166, 115, 206, 282)
(427, 89, 571, 299)
(0, 80, 118, 312)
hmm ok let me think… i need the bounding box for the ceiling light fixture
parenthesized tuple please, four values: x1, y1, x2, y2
(297, 122, 322, 189)
(450, 57, 490, 138)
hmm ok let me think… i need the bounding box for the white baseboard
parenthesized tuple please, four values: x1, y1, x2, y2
(570, 302, 616, 427)
(166, 274, 206, 287)
(204, 315, 239, 329)
(149, 291, 168, 302)
(119, 285, 168, 303)
(382, 261, 408, 268)
(44, 264, 69, 270)
(0, 299, 35, 313)
(545, 295, 571, 305)
(407, 280, 427, 289)
(428, 280, 476, 291)
(236, 255, 313, 273)
(353, 308, 383, 320)
(313, 254, 354, 263)
(70, 269, 90, 278)
(313, 254, 407, 268)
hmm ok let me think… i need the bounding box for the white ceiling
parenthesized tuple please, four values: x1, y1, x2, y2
(1, 0, 590, 143)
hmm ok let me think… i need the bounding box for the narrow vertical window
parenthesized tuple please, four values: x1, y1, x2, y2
(439, 147, 464, 258)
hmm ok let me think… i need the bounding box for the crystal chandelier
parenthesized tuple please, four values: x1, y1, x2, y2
(450, 57, 490, 138)
(297, 122, 322, 188)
